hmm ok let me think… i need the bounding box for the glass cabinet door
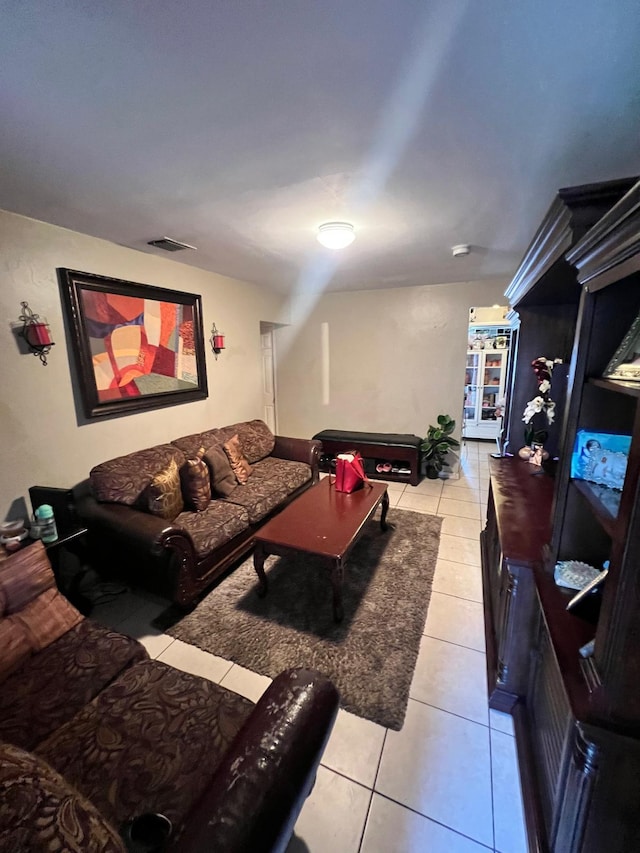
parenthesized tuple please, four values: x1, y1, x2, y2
(481, 352, 503, 421)
(464, 353, 480, 423)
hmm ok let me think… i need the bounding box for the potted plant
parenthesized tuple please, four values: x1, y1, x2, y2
(421, 414, 460, 479)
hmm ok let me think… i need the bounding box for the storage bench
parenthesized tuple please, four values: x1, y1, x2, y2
(312, 430, 422, 486)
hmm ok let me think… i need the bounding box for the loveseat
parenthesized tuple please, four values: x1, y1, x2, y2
(74, 419, 322, 608)
(0, 541, 339, 852)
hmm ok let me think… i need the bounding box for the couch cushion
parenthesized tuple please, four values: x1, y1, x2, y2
(223, 434, 253, 484)
(0, 741, 126, 853)
(224, 479, 289, 524)
(172, 420, 275, 464)
(251, 457, 313, 493)
(204, 443, 238, 497)
(0, 620, 148, 752)
(174, 500, 249, 558)
(230, 419, 276, 463)
(90, 444, 186, 506)
(37, 660, 255, 832)
(171, 428, 225, 459)
(180, 447, 211, 511)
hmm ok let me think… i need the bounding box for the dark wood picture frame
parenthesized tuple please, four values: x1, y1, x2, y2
(59, 269, 208, 419)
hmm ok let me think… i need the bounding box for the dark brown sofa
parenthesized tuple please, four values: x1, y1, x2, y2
(0, 542, 339, 852)
(74, 419, 322, 607)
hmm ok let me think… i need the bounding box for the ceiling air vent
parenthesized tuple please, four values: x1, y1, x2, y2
(147, 237, 197, 252)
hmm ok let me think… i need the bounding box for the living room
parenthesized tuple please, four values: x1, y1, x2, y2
(2, 3, 640, 852)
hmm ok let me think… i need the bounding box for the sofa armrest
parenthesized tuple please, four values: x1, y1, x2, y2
(272, 436, 322, 481)
(74, 482, 193, 558)
(173, 667, 339, 853)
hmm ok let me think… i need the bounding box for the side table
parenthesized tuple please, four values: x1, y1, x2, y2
(45, 526, 91, 614)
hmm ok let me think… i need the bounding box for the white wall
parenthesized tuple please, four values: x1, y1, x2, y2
(275, 279, 508, 440)
(0, 209, 284, 518)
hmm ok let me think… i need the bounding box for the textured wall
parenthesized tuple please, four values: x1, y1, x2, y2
(275, 279, 508, 441)
(0, 209, 284, 519)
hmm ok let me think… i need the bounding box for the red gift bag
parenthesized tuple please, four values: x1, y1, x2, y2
(332, 451, 372, 493)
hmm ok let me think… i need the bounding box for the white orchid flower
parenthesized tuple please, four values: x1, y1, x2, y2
(523, 396, 545, 423)
(539, 379, 551, 393)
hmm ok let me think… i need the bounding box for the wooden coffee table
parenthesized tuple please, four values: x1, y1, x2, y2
(253, 477, 390, 622)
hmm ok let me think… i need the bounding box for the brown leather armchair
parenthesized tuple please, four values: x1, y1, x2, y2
(0, 543, 339, 852)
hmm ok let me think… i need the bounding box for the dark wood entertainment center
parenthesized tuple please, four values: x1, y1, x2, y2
(482, 177, 640, 852)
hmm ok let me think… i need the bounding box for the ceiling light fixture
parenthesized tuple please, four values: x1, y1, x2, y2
(317, 222, 356, 250)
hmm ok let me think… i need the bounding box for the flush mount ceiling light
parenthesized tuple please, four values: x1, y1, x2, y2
(317, 222, 356, 250)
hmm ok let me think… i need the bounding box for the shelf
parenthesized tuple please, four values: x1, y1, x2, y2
(588, 376, 640, 399)
(572, 479, 620, 536)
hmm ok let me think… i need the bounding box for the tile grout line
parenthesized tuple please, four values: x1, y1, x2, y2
(356, 789, 375, 853)
(430, 589, 483, 604)
(371, 726, 389, 793)
(369, 790, 495, 852)
(488, 722, 498, 852)
(422, 629, 485, 656)
(407, 696, 490, 731)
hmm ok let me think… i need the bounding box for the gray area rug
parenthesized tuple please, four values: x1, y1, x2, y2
(167, 509, 442, 730)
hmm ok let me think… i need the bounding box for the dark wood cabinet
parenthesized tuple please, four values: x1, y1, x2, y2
(482, 177, 640, 852)
(481, 457, 553, 710)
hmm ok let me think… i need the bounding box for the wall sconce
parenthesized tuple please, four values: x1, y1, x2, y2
(19, 302, 54, 365)
(210, 322, 225, 360)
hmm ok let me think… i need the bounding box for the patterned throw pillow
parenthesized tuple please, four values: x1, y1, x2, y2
(180, 447, 211, 511)
(223, 434, 253, 485)
(0, 540, 55, 614)
(204, 444, 238, 497)
(13, 586, 83, 652)
(0, 619, 32, 684)
(147, 458, 184, 520)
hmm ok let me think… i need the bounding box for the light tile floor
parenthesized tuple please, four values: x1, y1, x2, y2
(91, 440, 526, 853)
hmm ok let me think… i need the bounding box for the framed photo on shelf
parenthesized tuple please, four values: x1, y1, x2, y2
(58, 269, 208, 419)
(603, 310, 640, 381)
(570, 430, 631, 491)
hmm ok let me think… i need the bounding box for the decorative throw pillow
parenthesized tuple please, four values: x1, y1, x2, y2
(0, 540, 55, 614)
(11, 586, 83, 652)
(180, 446, 211, 511)
(0, 619, 32, 684)
(223, 434, 253, 485)
(204, 444, 238, 497)
(147, 458, 184, 520)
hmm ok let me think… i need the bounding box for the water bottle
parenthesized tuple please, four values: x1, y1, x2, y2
(35, 504, 58, 544)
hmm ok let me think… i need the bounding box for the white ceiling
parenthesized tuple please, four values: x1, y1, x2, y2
(1, 1, 639, 295)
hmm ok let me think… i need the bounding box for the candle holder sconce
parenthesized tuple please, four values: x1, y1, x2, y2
(19, 302, 55, 365)
(210, 322, 226, 360)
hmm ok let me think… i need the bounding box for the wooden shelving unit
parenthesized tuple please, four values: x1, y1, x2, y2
(482, 176, 640, 852)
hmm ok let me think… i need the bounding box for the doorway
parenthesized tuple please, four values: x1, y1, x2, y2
(462, 306, 512, 442)
(259, 322, 277, 433)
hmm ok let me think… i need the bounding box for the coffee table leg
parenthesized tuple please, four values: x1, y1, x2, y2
(380, 489, 390, 531)
(331, 559, 345, 622)
(253, 543, 269, 597)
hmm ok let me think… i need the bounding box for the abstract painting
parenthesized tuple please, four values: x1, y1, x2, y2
(59, 269, 208, 418)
